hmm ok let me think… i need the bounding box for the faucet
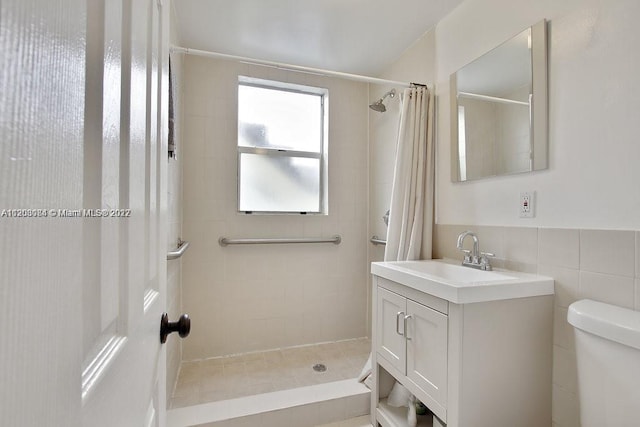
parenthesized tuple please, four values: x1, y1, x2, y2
(456, 231, 494, 271)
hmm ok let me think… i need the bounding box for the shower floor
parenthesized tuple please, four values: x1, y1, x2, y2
(170, 338, 371, 409)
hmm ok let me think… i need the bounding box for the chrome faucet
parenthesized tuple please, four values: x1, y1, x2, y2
(456, 231, 494, 271)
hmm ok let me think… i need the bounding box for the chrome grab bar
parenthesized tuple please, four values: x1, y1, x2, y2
(370, 235, 386, 245)
(218, 235, 341, 247)
(167, 239, 190, 260)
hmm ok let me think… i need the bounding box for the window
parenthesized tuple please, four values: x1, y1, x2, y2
(237, 77, 327, 213)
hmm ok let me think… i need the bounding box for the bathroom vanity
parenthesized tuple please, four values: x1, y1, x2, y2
(370, 260, 554, 427)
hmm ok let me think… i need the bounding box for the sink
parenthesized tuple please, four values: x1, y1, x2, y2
(371, 259, 554, 304)
(387, 260, 517, 282)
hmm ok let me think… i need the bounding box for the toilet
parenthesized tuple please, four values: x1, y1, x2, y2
(567, 299, 640, 427)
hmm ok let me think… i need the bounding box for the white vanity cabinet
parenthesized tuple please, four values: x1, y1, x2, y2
(376, 285, 448, 420)
(371, 261, 554, 427)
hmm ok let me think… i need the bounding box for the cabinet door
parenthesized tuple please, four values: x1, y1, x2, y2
(406, 299, 448, 409)
(376, 287, 407, 373)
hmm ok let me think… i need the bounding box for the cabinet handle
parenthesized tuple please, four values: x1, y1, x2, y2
(396, 311, 405, 336)
(404, 314, 412, 340)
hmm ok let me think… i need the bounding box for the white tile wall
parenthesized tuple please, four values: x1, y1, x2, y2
(635, 231, 640, 278)
(180, 55, 369, 360)
(579, 271, 635, 309)
(433, 223, 640, 426)
(167, 14, 184, 404)
(552, 345, 577, 394)
(537, 266, 579, 309)
(551, 385, 579, 427)
(579, 230, 635, 277)
(538, 228, 579, 269)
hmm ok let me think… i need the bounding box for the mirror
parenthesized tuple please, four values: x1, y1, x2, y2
(450, 20, 547, 182)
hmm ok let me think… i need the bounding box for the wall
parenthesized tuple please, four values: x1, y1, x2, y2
(432, 0, 640, 425)
(368, 29, 437, 335)
(180, 55, 369, 360)
(166, 0, 184, 402)
(436, 0, 640, 229)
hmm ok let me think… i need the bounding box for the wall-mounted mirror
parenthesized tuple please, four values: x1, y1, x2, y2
(450, 20, 547, 182)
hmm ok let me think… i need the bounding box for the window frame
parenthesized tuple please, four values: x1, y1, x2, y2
(237, 76, 328, 215)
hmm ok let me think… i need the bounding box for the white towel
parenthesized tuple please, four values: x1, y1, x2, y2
(357, 353, 372, 389)
(387, 381, 411, 407)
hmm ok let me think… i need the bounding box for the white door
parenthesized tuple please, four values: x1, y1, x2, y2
(0, 0, 170, 425)
(406, 300, 448, 419)
(376, 287, 407, 373)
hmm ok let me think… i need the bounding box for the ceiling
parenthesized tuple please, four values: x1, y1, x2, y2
(172, 0, 465, 76)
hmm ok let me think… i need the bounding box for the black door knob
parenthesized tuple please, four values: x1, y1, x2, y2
(160, 313, 191, 344)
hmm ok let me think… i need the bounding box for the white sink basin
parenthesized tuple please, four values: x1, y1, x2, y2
(371, 259, 554, 304)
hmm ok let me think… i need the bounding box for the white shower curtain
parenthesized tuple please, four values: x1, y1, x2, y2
(359, 86, 434, 391)
(384, 86, 434, 261)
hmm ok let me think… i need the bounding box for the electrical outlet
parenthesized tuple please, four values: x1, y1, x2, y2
(519, 191, 535, 218)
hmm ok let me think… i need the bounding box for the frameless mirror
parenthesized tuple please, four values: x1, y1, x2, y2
(450, 20, 547, 182)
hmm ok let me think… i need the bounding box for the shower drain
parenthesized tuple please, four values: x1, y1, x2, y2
(312, 363, 327, 372)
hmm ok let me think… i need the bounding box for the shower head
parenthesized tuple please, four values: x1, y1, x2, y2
(369, 100, 386, 112)
(369, 88, 396, 112)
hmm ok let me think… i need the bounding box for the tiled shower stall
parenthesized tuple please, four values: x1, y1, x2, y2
(169, 53, 372, 410)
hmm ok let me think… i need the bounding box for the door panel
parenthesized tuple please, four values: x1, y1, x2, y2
(0, 0, 87, 423)
(83, 0, 168, 425)
(376, 287, 407, 373)
(0, 0, 168, 425)
(82, 0, 124, 388)
(406, 300, 448, 409)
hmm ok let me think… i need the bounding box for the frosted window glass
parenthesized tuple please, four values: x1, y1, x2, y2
(238, 85, 322, 152)
(239, 153, 320, 212)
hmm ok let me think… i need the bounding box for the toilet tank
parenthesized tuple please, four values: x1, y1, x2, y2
(568, 299, 640, 427)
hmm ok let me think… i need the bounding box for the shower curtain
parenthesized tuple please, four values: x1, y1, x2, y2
(384, 86, 434, 262)
(360, 86, 435, 391)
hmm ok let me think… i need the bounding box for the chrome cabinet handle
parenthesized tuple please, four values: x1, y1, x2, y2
(396, 311, 405, 336)
(404, 314, 412, 340)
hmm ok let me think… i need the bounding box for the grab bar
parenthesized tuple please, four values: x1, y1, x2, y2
(370, 235, 386, 246)
(167, 239, 190, 260)
(219, 235, 341, 247)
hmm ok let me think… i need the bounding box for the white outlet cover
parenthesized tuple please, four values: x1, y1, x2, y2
(520, 191, 535, 218)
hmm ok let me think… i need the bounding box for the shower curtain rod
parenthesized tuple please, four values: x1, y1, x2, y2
(170, 46, 428, 88)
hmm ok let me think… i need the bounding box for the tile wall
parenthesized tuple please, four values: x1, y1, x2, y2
(166, 163, 183, 402)
(433, 224, 640, 427)
(180, 55, 370, 361)
(166, 8, 184, 401)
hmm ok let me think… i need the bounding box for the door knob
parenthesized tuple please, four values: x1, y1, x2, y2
(160, 313, 191, 343)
